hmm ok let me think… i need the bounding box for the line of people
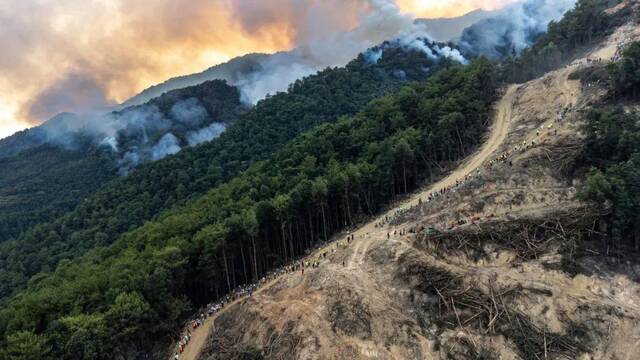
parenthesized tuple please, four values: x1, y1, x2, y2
(171, 228, 364, 359)
(172, 104, 578, 359)
(393, 110, 570, 235)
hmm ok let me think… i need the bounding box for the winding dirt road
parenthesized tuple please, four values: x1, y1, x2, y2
(175, 70, 582, 359)
(348, 84, 518, 267)
(173, 84, 519, 360)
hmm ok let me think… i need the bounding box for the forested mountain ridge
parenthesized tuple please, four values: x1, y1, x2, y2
(0, 1, 638, 359)
(0, 80, 245, 246)
(0, 42, 459, 305)
(122, 11, 493, 108)
(0, 57, 498, 360)
(123, 53, 269, 107)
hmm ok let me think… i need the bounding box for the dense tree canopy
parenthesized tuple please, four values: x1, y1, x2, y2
(608, 41, 640, 97)
(579, 45, 640, 252)
(0, 80, 245, 245)
(579, 107, 640, 252)
(0, 59, 497, 360)
(0, 44, 453, 304)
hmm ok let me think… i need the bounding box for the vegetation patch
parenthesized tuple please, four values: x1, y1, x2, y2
(398, 258, 591, 359)
(327, 288, 372, 339)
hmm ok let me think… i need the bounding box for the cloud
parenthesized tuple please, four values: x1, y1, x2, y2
(0, 0, 291, 128)
(0, 0, 517, 138)
(397, 0, 520, 18)
(24, 71, 116, 121)
(459, 0, 576, 58)
(187, 122, 227, 146)
(151, 133, 181, 160)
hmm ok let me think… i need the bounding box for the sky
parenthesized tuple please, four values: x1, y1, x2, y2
(0, 0, 519, 139)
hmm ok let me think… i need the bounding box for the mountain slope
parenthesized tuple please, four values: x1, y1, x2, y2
(193, 14, 640, 360)
(0, 80, 245, 244)
(0, 42, 458, 305)
(0, 56, 497, 359)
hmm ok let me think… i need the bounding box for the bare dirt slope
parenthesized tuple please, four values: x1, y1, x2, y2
(189, 18, 640, 360)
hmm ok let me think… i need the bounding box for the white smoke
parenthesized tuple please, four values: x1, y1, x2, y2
(151, 133, 181, 160)
(232, 0, 430, 104)
(101, 136, 118, 151)
(187, 122, 226, 146)
(459, 0, 577, 58)
(434, 45, 468, 64)
(118, 150, 141, 176)
(37, 101, 214, 174)
(377, 31, 468, 64)
(364, 48, 383, 64)
(235, 53, 318, 104)
(170, 97, 208, 126)
(232, 0, 472, 104)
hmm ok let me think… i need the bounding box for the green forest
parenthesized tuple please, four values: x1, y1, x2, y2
(579, 42, 640, 252)
(0, 145, 115, 244)
(0, 79, 246, 245)
(1, 0, 636, 358)
(0, 47, 450, 304)
(0, 59, 497, 359)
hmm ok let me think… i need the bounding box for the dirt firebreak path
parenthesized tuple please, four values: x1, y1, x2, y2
(173, 85, 519, 360)
(348, 84, 518, 268)
(173, 276, 281, 360)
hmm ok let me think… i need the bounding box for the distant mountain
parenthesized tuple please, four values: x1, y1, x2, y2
(122, 53, 270, 107)
(121, 10, 496, 109)
(416, 9, 499, 42)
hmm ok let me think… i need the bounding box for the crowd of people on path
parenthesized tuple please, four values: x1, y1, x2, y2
(382, 104, 572, 236)
(611, 37, 634, 62)
(171, 96, 579, 359)
(171, 228, 366, 358)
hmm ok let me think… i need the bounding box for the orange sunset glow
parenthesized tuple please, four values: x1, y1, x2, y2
(0, 0, 519, 139)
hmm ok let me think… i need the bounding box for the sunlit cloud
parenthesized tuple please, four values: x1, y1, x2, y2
(0, 0, 517, 140)
(397, 0, 520, 18)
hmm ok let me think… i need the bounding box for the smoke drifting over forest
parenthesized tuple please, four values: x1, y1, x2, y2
(0, 0, 581, 173)
(460, 0, 577, 58)
(0, 0, 522, 134)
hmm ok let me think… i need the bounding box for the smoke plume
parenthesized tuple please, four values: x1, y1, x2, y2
(187, 123, 227, 146)
(151, 133, 181, 161)
(170, 98, 208, 127)
(4, 0, 477, 174)
(1, 0, 521, 138)
(459, 0, 577, 59)
(229, 0, 422, 104)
